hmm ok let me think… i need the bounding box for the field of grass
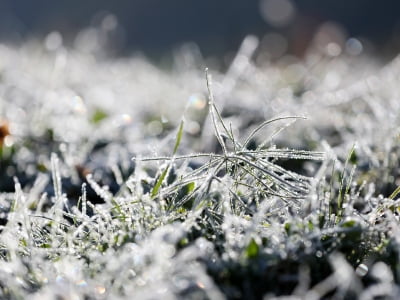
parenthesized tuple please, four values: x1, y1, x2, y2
(0, 35, 400, 299)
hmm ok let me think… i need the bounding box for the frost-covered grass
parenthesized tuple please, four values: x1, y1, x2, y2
(1, 34, 400, 299)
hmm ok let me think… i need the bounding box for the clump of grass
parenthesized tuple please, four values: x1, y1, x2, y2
(136, 69, 324, 218)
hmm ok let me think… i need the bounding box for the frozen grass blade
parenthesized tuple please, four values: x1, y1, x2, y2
(242, 116, 306, 150)
(205, 68, 229, 154)
(337, 144, 357, 217)
(389, 185, 400, 200)
(51, 153, 62, 203)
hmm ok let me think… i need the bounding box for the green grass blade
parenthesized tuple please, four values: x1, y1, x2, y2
(173, 120, 184, 155)
(151, 166, 169, 198)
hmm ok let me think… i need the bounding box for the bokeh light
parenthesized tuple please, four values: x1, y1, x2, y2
(312, 22, 347, 56)
(259, 0, 296, 27)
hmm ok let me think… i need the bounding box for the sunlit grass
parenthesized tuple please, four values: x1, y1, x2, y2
(0, 33, 400, 299)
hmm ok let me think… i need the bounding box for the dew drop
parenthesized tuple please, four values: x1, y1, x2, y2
(356, 263, 368, 277)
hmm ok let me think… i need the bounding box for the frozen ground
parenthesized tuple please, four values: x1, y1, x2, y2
(0, 33, 400, 299)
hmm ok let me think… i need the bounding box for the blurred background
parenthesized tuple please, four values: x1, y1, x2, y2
(0, 0, 400, 62)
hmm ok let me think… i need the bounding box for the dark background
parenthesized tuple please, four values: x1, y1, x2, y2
(0, 0, 399, 58)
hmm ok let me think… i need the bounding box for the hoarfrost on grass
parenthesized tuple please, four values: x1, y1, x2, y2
(0, 31, 400, 299)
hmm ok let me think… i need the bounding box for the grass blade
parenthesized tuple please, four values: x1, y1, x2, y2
(151, 165, 169, 198)
(173, 120, 184, 155)
(389, 185, 400, 200)
(242, 116, 306, 150)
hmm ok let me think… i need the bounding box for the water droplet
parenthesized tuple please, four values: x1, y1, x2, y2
(356, 263, 368, 277)
(316, 250, 323, 258)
